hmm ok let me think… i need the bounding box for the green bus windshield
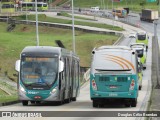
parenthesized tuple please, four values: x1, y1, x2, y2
(20, 57, 58, 88)
(137, 34, 146, 40)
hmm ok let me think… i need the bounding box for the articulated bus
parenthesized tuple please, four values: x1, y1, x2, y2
(15, 46, 80, 106)
(22, 2, 48, 11)
(1, 2, 15, 13)
(90, 46, 139, 107)
(136, 31, 149, 50)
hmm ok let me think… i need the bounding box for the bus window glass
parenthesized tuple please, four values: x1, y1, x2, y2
(43, 4, 47, 7)
(137, 34, 146, 40)
(21, 57, 58, 87)
(2, 4, 14, 8)
(37, 4, 42, 7)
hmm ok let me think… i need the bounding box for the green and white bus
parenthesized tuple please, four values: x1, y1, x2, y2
(22, 2, 48, 11)
(90, 46, 139, 107)
(136, 31, 149, 50)
(130, 43, 147, 69)
(15, 46, 80, 106)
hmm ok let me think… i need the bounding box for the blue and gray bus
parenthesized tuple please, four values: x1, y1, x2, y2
(15, 46, 80, 106)
(90, 46, 139, 107)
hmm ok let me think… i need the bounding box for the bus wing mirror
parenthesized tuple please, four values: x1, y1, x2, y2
(59, 60, 64, 72)
(15, 60, 20, 72)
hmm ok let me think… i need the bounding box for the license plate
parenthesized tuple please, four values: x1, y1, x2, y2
(109, 85, 117, 89)
(109, 93, 118, 97)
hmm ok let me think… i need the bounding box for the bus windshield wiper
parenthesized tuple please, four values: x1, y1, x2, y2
(95, 69, 131, 71)
(25, 82, 50, 88)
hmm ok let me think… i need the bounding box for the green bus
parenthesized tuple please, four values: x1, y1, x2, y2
(90, 46, 139, 107)
(22, 2, 48, 11)
(1, 2, 15, 13)
(136, 31, 149, 50)
(15, 46, 80, 106)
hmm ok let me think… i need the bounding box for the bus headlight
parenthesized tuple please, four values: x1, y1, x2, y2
(51, 87, 57, 94)
(20, 85, 26, 93)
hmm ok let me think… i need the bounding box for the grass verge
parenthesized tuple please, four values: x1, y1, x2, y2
(0, 22, 118, 82)
(14, 14, 124, 31)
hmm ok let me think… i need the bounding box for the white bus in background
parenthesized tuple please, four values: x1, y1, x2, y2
(90, 7, 100, 12)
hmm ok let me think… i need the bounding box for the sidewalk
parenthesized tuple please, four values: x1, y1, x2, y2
(150, 37, 160, 112)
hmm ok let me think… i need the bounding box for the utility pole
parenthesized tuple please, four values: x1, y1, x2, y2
(112, 0, 114, 27)
(25, 3, 28, 24)
(0, 1, 1, 13)
(159, 0, 160, 14)
(35, 0, 39, 46)
(103, 0, 105, 10)
(71, 0, 75, 53)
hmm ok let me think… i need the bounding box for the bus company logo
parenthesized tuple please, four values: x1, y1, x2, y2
(2, 112, 12, 117)
(1, 112, 42, 117)
(28, 91, 39, 94)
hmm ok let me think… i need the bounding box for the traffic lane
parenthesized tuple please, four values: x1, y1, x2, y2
(118, 37, 136, 46)
(0, 46, 151, 112)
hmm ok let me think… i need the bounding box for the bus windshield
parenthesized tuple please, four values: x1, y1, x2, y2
(20, 57, 58, 88)
(137, 34, 146, 40)
(2, 4, 14, 8)
(37, 4, 42, 7)
(43, 4, 47, 7)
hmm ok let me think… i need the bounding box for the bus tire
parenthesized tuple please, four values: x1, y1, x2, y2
(30, 101, 35, 104)
(22, 101, 28, 106)
(125, 103, 130, 107)
(72, 97, 76, 101)
(139, 85, 142, 90)
(65, 92, 71, 103)
(93, 100, 98, 107)
(65, 98, 71, 103)
(36, 101, 41, 104)
(131, 98, 137, 107)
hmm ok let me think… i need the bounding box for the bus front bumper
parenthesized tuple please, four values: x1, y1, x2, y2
(91, 90, 138, 99)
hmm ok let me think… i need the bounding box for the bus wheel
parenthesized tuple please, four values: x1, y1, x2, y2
(93, 100, 98, 108)
(36, 101, 41, 104)
(22, 101, 28, 106)
(65, 98, 71, 103)
(72, 97, 76, 101)
(131, 98, 137, 107)
(125, 103, 130, 107)
(99, 103, 104, 108)
(30, 101, 35, 104)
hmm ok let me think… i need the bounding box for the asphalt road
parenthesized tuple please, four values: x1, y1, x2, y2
(0, 12, 153, 120)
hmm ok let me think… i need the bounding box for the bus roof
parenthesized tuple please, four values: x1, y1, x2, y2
(22, 46, 61, 54)
(21, 46, 79, 59)
(137, 31, 146, 35)
(94, 46, 131, 51)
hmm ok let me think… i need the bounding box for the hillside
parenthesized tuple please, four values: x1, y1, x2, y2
(0, 22, 118, 81)
(58, 0, 159, 11)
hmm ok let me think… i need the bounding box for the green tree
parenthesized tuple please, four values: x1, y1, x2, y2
(140, 0, 146, 9)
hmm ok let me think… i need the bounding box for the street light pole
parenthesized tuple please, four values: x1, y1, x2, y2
(26, 3, 28, 24)
(35, 0, 39, 46)
(71, 0, 75, 53)
(159, 0, 160, 14)
(112, 0, 114, 27)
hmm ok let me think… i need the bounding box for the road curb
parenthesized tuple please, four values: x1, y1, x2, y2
(0, 100, 20, 107)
